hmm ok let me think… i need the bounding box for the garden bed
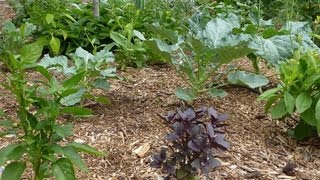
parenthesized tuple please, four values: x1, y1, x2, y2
(1, 1, 320, 180)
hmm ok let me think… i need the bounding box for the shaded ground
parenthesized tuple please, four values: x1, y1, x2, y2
(1, 2, 320, 180)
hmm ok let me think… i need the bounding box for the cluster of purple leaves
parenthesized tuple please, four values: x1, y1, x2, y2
(151, 107, 230, 178)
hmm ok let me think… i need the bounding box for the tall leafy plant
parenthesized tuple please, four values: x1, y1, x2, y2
(0, 23, 105, 180)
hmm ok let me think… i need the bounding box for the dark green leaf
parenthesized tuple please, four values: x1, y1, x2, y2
(295, 92, 312, 113)
(0, 144, 23, 166)
(60, 88, 86, 106)
(93, 79, 110, 91)
(54, 124, 73, 139)
(1, 162, 26, 180)
(52, 158, 76, 180)
(61, 107, 93, 117)
(62, 72, 85, 89)
(301, 108, 317, 126)
(63, 146, 88, 172)
(271, 99, 287, 119)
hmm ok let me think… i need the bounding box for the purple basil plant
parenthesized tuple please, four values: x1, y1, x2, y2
(151, 107, 230, 179)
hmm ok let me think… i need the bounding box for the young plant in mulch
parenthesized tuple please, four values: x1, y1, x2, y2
(0, 23, 105, 180)
(259, 51, 320, 140)
(151, 106, 230, 179)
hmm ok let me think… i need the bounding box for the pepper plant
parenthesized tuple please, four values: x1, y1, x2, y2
(0, 23, 105, 180)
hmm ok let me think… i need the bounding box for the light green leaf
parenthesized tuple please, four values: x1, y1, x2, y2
(94, 95, 111, 105)
(209, 88, 228, 98)
(1, 162, 26, 180)
(174, 87, 196, 101)
(46, 14, 55, 24)
(54, 124, 73, 139)
(258, 88, 281, 101)
(315, 99, 320, 120)
(68, 142, 105, 156)
(74, 47, 94, 64)
(63, 146, 88, 172)
(100, 67, 116, 78)
(133, 30, 146, 40)
(52, 158, 76, 180)
(228, 71, 269, 89)
(284, 92, 295, 114)
(295, 92, 312, 113)
(20, 41, 44, 65)
(50, 36, 61, 55)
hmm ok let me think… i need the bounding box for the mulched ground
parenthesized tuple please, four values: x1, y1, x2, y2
(1, 2, 320, 180)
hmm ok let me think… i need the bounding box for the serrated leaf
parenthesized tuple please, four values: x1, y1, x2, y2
(1, 162, 26, 180)
(68, 142, 105, 156)
(271, 99, 287, 119)
(295, 92, 312, 113)
(52, 158, 76, 180)
(174, 87, 196, 101)
(228, 71, 269, 89)
(284, 92, 295, 114)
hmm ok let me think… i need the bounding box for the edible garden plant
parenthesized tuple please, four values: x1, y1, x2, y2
(0, 0, 320, 179)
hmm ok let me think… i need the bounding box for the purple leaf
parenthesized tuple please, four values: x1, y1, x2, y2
(177, 108, 196, 121)
(166, 132, 179, 141)
(206, 122, 215, 139)
(211, 133, 230, 150)
(165, 111, 176, 122)
(217, 114, 228, 122)
(163, 163, 175, 175)
(208, 107, 219, 121)
(188, 140, 201, 152)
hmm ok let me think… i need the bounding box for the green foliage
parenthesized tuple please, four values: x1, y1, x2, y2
(148, 14, 271, 101)
(0, 24, 105, 180)
(258, 51, 320, 140)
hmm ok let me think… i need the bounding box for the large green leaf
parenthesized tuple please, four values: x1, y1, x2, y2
(209, 88, 227, 98)
(198, 14, 242, 47)
(62, 71, 85, 89)
(52, 158, 76, 180)
(211, 44, 253, 64)
(1, 162, 26, 180)
(315, 99, 320, 121)
(249, 35, 297, 65)
(20, 40, 44, 66)
(39, 55, 75, 75)
(63, 146, 88, 172)
(295, 92, 312, 113)
(227, 71, 269, 89)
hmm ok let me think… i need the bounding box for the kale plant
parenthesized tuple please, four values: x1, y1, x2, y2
(151, 107, 230, 179)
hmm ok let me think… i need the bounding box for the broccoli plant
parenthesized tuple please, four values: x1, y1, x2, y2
(151, 106, 230, 179)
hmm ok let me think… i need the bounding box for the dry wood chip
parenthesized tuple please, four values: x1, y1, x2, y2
(132, 143, 150, 157)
